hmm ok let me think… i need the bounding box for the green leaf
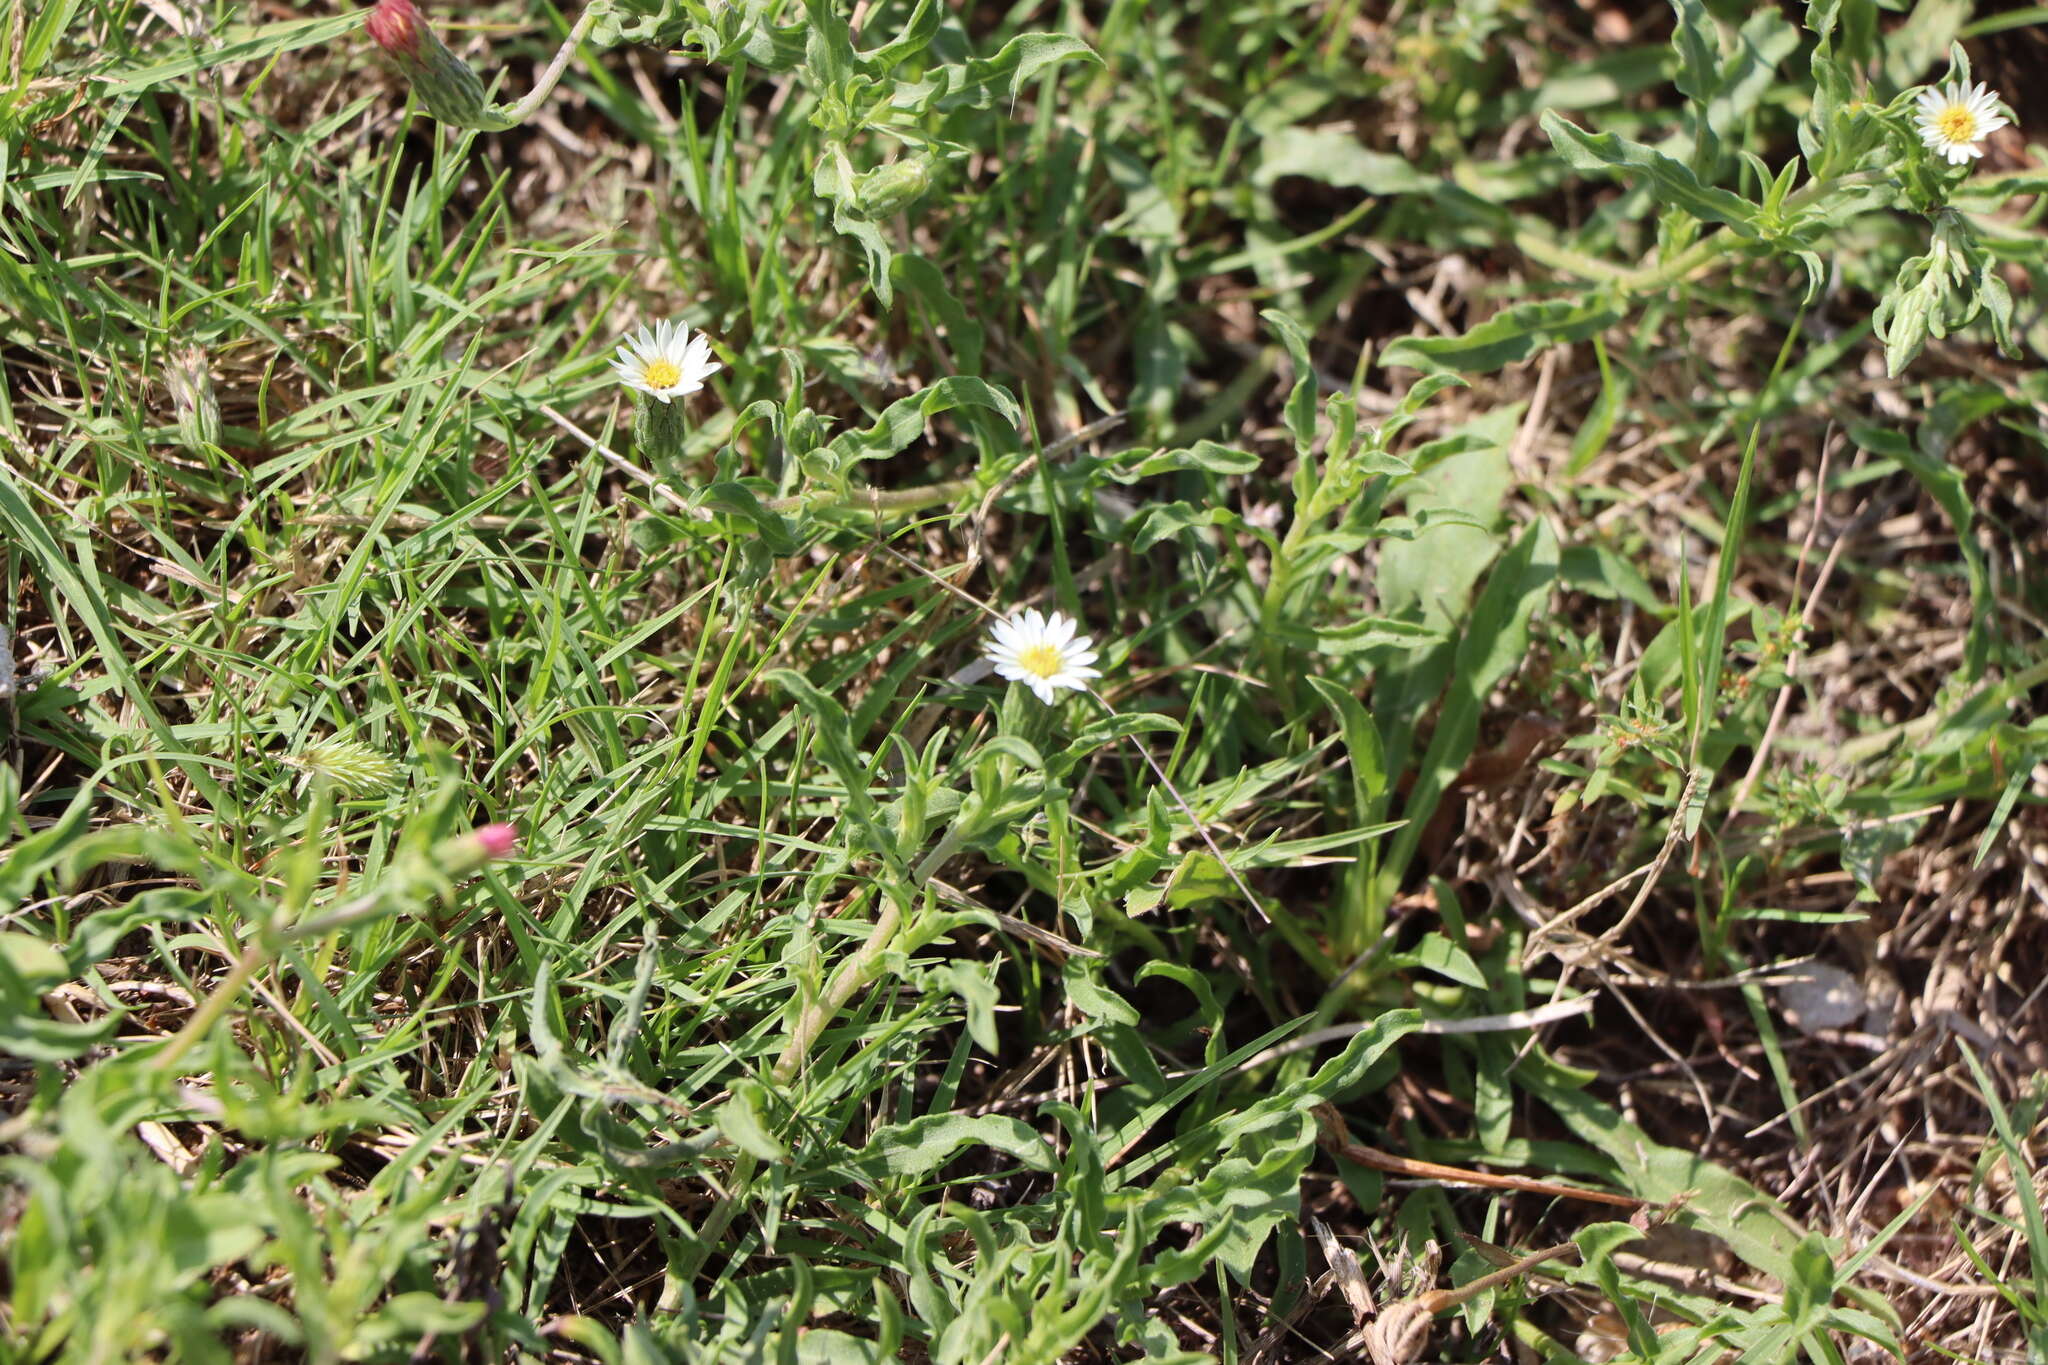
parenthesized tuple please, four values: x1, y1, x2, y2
(700, 482, 799, 555)
(1059, 712, 1181, 762)
(1065, 960, 1141, 1026)
(767, 669, 896, 865)
(822, 376, 1021, 466)
(1252, 128, 1434, 196)
(1670, 0, 1721, 107)
(894, 256, 984, 374)
(1126, 441, 1262, 478)
(1568, 339, 1628, 474)
(1377, 408, 1517, 633)
(1526, 1066, 1814, 1284)
(1670, 0, 1722, 167)
(1381, 297, 1625, 374)
(1292, 615, 1447, 656)
(1263, 309, 1319, 452)
(1710, 10, 1801, 141)
(1154, 1117, 1315, 1283)
(889, 32, 1099, 114)
(1374, 519, 1559, 911)
(1541, 112, 1761, 235)
(363, 1293, 490, 1338)
(105, 12, 359, 92)
(0, 933, 67, 990)
(1120, 500, 1250, 554)
(1307, 675, 1387, 808)
(1218, 1009, 1423, 1143)
(848, 1113, 1057, 1178)
(1850, 416, 1994, 679)
(716, 1081, 790, 1161)
(1163, 851, 1238, 909)
(939, 961, 1000, 1054)
(1389, 931, 1488, 989)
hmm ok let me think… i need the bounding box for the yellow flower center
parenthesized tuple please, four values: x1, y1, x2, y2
(1015, 643, 1065, 679)
(1934, 104, 1980, 144)
(640, 358, 683, 389)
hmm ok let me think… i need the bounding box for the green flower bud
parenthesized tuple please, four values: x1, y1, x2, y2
(366, 0, 498, 131)
(853, 156, 933, 218)
(633, 390, 688, 460)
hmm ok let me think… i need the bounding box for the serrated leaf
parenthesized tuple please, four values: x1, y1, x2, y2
(1541, 112, 1761, 235)
(1154, 1118, 1315, 1283)
(889, 32, 1099, 114)
(1121, 500, 1247, 554)
(849, 1113, 1057, 1178)
(1060, 711, 1180, 762)
(1298, 615, 1447, 656)
(822, 375, 1021, 466)
(1263, 309, 1319, 451)
(1381, 297, 1625, 374)
(1128, 440, 1261, 478)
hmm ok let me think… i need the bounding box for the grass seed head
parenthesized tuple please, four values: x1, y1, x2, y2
(282, 736, 400, 797)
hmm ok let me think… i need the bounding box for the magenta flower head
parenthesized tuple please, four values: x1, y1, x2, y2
(363, 0, 498, 130)
(435, 822, 519, 877)
(475, 823, 518, 859)
(365, 0, 425, 57)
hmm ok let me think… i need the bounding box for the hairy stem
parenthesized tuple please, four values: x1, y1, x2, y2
(488, 6, 605, 128)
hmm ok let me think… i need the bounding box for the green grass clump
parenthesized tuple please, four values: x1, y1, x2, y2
(4, 0, 2048, 1360)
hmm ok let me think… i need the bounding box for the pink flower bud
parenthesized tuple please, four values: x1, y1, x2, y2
(427, 822, 520, 878)
(475, 823, 518, 859)
(365, 0, 424, 58)
(364, 0, 495, 129)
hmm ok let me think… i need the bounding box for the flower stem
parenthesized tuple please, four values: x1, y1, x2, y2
(486, 5, 604, 129)
(1515, 172, 1881, 295)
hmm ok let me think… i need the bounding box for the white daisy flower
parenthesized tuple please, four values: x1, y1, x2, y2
(1914, 80, 2011, 166)
(610, 319, 722, 403)
(984, 608, 1101, 705)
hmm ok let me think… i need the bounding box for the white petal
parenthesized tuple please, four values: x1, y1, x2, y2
(1046, 614, 1075, 646)
(1028, 678, 1056, 704)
